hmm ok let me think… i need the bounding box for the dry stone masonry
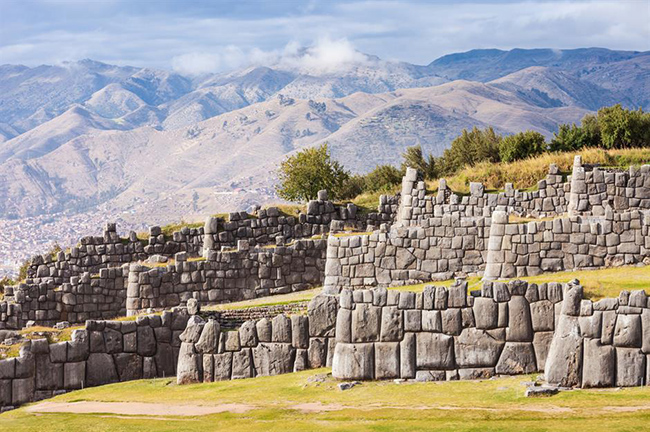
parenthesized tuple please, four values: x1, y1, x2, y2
(175, 295, 339, 384)
(126, 239, 326, 315)
(331, 280, 558, 381)
(0, 307, 190, 410)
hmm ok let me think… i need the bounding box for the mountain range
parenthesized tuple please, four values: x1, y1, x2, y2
(0, 47, 648, 222)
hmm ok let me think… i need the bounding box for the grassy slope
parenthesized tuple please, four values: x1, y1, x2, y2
(3, 370, 650, 431)
(389, 265, 650, 300)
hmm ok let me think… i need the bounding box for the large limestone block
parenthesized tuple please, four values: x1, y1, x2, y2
(601, 311, 617, 345)
(380, 306, 403, 341)
(582, 339, 615, 388)
(231, 348, 254, 379)
(114, 353, 143, 382)
(458, 368, 495, 380)
(545, 316, 583, 387)
(291, 316, 309, 349)
(352, 304, 381, 342)
(137, 326, 157, 357)
(530, 300, 554, 332)
(336, 308, 352, 343)
(613, 314, 642, 348)
(415, 370, 446, 382)
(532, 331, 554, 371)
(332, 343, 374, 380)
(579, 312, 602, 339)
(416, 333, 455, 370)
(400, 333, 415, 379)
(506, 296, 533, 342)
(176, 342, 201, 384)
(35, 354, 62, 390)
(422, 310, 442, 332)
(154, 343, 175, 377)
(179, 316, 205, 344)
(272, 315, 292, 343)
(213, 352, 233, 381)
(64, 362, 85, 389)
(308, 295, 339, 337)
(256, 318, 272, 342)
(308, 337, 328, 369)
(196, 319, 221, 353)
(495, 342, 537, 375)
(0, 379, 10, 406)
(454, 328, 505, 368)
(12, 378, 34, 406)
(293, 349, 308, 372)
(561, 285, 583, 316)
(67, 330, 89, 362)
(253, 343, 295, 376)
(616, 348, 646, 387)
(441, 308, 462, 336)
(86, 353, 119, 387)
(473, 297, 498, 330)
(375, 342, 400, 379)
(642, 309, 650, 354)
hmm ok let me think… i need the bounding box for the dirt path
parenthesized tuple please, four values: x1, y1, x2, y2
(26, 401, 254, 416)
(25, 400, 650, 417)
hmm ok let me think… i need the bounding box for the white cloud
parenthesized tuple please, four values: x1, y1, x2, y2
(172, 37, 370, 75)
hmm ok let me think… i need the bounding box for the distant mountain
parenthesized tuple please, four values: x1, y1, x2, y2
(0, 47, 647, 220)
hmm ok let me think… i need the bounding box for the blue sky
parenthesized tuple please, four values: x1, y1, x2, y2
(1, 0, 648, 73)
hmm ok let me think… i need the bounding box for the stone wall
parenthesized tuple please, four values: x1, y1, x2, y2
(484, 208, 650, 279)
(397, 165, 569, 227)
(324, 216, 490, 292)
(126, 239, 327, 315)
(0, 308, 190, 410)
(331, 280, 560, 381)
(568, 156, 650, 216)
(176, 295, 339, 384)
(0, 266, 129, 330)
(546, 284, 650, 388)
(202, 193, 366, 256)
(26, 223, 203, 287)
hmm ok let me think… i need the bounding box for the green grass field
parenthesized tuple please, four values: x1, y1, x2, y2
(3, 369, 650, 431)
(388, 265, 650, 300)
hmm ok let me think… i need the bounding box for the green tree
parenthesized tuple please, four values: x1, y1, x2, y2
(441, 127, 502, 173)
(401, 145, 437, 180)
(499, 130, 547, 163)
(276, 143, 350, 201)
(597, 104, 650, 149)
(363, 164, 403, 192)
(550, 113, 601, 152)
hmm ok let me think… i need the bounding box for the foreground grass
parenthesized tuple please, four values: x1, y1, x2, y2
(3, 369, 650, 431)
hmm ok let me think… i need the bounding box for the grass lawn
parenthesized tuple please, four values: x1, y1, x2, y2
(3, 369, 650, 431)
(387, 265, 650, 300)
(203, 288, 321, 311)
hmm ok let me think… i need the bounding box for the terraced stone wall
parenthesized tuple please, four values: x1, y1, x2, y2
(546, 284, 650, 388)
(568, 156, 650, 216)
(0, 267, 129, 330)
(126, 239, 327, 315)
(484, 208, 650, 279)
(331, 280, 559, 381)
(0, 308, 190, 410)
(323, 217, 490, 292)
(397, 165, 569, 227)
(176, 295, 339, 384)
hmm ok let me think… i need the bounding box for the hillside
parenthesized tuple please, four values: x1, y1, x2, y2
(0, 47, 647, 223)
